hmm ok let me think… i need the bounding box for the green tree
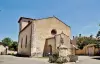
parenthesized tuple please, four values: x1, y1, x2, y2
(96, 24, 100, 38)
(76, 35, 98, 49)
(79, 34, 81, 37)
(90, 34, 93, 39)
(76, 37, 88, 49)
(96, 30, 100, 38)
(2, 37, 13, 46)
(96, 26, 100, 48)
(1, 37, 18, 51)
(11, 41, 18, 51)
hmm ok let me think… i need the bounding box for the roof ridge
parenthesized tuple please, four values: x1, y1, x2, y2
(18, 17, 34, 23)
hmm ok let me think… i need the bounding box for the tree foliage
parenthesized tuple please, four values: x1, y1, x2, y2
(2, 37, 13, 46)
(96, 30, 100, 38)
(1, 37, 18, 51)
(76, 35, 98, 49)
(9, 41, 18, 51)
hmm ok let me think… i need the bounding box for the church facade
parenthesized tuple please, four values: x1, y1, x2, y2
(18, 16, 71, 57)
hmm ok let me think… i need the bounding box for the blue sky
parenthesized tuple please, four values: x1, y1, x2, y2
(0, 0, 100, 41)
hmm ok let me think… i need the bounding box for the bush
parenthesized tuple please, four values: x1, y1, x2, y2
(9, 48, 15, 51)
(56, 57, 68, 63)
(49, 54, 78, 63)
(48, 54, 59, 63)
(68, 55, 78, 62)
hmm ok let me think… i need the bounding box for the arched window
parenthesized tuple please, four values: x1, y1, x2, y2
(21, 38, 23, 48)
(51, 29, 57, 35)
(25, 35, 27, 48)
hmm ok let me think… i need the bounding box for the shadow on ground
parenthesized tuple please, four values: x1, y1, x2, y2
(7, 54, 30, 58)
(92, 57, 100, 60)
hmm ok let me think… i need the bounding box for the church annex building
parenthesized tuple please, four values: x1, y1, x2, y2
(17, 16, 71, 57)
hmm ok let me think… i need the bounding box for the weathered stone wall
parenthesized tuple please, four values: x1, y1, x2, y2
(47, 38, 56, 54)
(31, 17, 71, 57)
(0, 45, 6, 55)
(19, 19, 30, 31)
(18, 17, 71, 57)
(55, 33, 71, 55)
(18, 23, 32, 56)
(55, 34, 71, 48)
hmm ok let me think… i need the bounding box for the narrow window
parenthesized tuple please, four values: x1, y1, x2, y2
(21, 38, 23, 48)
(25, 35, 27, 48)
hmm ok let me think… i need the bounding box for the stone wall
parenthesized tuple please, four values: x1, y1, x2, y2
(0, 45, 6, 55)
(18, 23, 32, 56)
(18, 17, 71, 57)
(31, 17, 71, 57)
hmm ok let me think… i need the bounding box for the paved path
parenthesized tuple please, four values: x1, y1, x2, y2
(0, 55, 100, 64)
(76, 56, 100, 64)
(0, 55, 48, 64)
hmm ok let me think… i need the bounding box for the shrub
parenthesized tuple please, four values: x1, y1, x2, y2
(48, 54, 59, 63)
(56, 57, 68, 63)
(68, 55, 78, 62)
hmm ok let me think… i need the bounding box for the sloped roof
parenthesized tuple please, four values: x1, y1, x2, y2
(70, 39, 76, 46)
(18, 16, 70, 34)
(70, 39, 78, 49)
(18, 17, 34, 23)
(18, 16, 70, 27)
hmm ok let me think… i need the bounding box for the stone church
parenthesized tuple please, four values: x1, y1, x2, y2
(17, 16, 71, 57)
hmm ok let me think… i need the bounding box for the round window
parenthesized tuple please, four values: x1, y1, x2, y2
(51, 29, 57, 35)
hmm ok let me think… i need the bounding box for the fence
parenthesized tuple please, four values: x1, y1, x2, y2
(75, 47, 100, 55)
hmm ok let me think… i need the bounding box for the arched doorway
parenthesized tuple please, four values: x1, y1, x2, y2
(43, 37, 56, 56)
(48, 45, 52, 55)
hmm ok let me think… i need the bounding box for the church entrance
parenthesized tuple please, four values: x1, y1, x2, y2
(43, 37, 56, 56)
(48, 45, 52, 55)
